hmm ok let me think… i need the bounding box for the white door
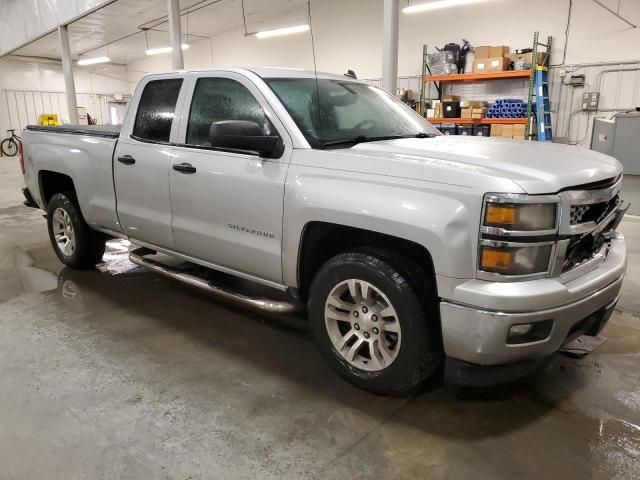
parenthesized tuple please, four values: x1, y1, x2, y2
(114, 77, 184, 249)
(169, 73, 292, 283)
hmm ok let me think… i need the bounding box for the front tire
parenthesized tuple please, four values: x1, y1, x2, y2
(309, 250, 442, 396)
(46, 193, 106, 269)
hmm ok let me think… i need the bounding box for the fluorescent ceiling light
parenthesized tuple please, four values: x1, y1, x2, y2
(145, 44, 190, 56)
(255, 24, 310, 39)
(403, 0, 483, 14)
(77, 56, 110, 66)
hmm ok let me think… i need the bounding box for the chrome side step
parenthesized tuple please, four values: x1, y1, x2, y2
(129, 248, 303, 314)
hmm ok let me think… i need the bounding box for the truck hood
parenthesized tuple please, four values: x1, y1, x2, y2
(348, 135, 622, 194)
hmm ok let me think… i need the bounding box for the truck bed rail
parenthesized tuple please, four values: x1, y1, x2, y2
(25, 124, 121, 138)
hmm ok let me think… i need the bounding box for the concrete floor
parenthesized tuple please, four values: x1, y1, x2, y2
(1, 155, 639, 480)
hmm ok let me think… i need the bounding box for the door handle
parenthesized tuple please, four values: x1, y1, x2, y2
(172, 163, 197, 174)
(117, 155, 136, 165)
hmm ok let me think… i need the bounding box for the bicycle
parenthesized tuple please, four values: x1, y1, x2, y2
(1, 129, 21, 157)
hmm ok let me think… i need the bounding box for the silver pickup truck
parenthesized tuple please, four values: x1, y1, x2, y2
(20, 68, 628, 394)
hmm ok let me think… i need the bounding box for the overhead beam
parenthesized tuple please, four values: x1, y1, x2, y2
(382, 0, 400, 94)
(167, 0, 184, 70)
(58, 25, 79, 125)
(591, 0, 637, 28)
(0, 0, 119, 59)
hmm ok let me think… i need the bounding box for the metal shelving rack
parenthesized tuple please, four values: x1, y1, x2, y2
(420, 33, 552, 139)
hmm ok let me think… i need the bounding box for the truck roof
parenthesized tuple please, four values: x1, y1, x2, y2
(144, 67, 361, 82)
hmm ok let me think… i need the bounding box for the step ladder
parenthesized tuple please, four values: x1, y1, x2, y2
(534, 66, 553, 142)
(525, 32, 553, 141)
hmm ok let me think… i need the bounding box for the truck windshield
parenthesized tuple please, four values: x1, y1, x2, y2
(265, 78, 439, 149)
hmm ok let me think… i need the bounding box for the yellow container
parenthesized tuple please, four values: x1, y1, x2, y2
(38, 114, 59, 126)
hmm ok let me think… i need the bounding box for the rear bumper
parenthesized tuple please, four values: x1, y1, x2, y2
(22, 188, 39, 209)
(439, 234, 626, 371)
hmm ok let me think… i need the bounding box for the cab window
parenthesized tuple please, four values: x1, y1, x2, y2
(132, 79, 183, 143)
(186, 77, 270, 146)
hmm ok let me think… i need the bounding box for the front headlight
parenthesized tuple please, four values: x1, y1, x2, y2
(478, 193, 560, 280)
(483, 195, 558, 233)
(484, 203, 556, 231)
(479, 242, 553, 276)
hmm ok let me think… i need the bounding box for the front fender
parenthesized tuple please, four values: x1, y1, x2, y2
(282, 164, 485, 287)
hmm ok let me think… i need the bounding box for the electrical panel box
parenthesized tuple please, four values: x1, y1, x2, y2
(582, 92, 600, 111)
(569, 74, 585, 86)
(591, 112, 640, 175)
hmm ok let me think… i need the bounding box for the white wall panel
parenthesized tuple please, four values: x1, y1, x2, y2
(0, 57, 130, 134)
(0, 89, 130, 133)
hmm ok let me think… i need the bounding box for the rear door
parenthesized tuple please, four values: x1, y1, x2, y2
(169, 72, 293, 284)
(114, 76, 186, 249)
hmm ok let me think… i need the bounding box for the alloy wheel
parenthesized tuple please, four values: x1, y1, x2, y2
(52, 208, 76, 257)
(324, 278, 401, 371)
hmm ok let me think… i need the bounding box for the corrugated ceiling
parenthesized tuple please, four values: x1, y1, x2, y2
(10, 0, 309, 64)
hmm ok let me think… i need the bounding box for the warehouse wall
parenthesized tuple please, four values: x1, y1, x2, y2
(4, 0, 640, 147)
(0, 57, 130, 134)
(127, 0, 640, 78)
(125, 0, 640, 146)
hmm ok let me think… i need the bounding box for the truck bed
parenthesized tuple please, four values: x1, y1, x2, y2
(25, 124, 121, 138)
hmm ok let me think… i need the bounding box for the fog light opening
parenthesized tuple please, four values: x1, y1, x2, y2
(507, 320, 554, 345)
(509, 324, 534, 336)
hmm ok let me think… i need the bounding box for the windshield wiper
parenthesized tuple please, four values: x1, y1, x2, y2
(410, 132, 434, 138)
(321, 133, 434, 149)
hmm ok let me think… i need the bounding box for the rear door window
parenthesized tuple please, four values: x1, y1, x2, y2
(133, 79, 183, 143)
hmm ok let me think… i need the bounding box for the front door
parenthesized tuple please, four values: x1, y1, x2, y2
(114, 77, 184, 249)
(169, 73, 292, 284)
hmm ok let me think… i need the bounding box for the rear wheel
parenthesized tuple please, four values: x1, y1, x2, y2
(1, 138, 18, 157)
(309, 249, 442, 396)
(46, 193, 106, 269)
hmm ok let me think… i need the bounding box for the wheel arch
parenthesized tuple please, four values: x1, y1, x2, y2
(38, 170, 76, 207)
(295, 221, 438, 302)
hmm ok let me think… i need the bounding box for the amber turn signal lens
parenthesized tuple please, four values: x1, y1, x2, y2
(485, 204, 517, 226)
(481, 248, 513, 271)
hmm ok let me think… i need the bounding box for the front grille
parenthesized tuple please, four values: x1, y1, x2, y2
(563, 232, 607, 272)
(569, 195, 620, 225)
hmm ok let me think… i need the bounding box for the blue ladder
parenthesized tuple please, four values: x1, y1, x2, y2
(535, 66, 552, 142)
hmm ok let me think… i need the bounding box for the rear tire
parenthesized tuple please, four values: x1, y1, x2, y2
(308, 249, 443, 396)
(46, 192, 106, 269)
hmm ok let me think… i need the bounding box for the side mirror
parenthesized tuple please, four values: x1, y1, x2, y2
(209, 120, 283, 159)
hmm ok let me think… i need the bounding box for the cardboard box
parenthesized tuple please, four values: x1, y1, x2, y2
(461, 108, 472, 119)
(443, 95, 461, 101)
(490, 124, 503, 137)
(475, 46, 491, 58)
(474, 57, 509, 73)
(513, 124, 526, 139)
(508, 52, 548, 67)
(471, 107, 487, 119)
(501, 124, 514, 138)
(489, 45, 509, 57)
(433, 100, 442, 118)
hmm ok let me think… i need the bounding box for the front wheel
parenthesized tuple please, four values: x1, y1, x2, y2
(308, 250, 443, 396)
(1, 138, 18, 157)
(46, 193, 106, 269)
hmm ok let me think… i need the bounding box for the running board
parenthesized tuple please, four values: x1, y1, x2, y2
(129, 248, 303, 314)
